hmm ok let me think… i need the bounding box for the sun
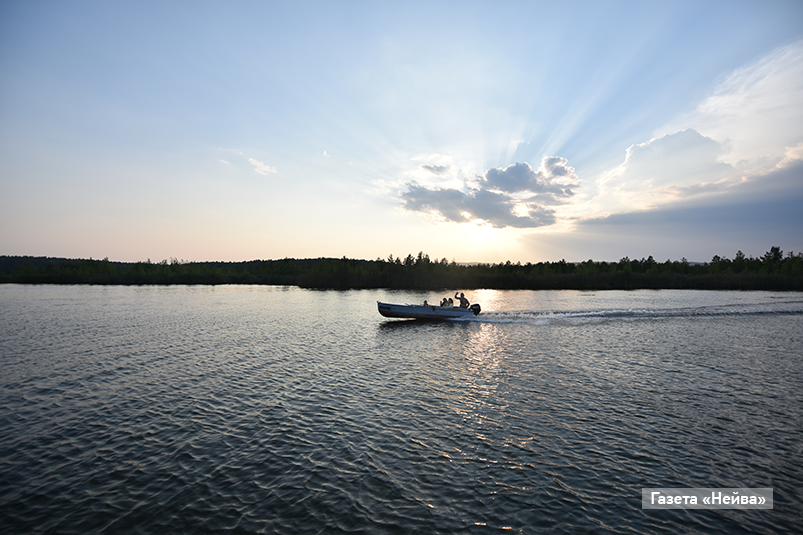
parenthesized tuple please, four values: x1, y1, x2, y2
(462, 219, 514, 249)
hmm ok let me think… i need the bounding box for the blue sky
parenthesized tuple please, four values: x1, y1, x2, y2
(1, 0, 801, 263)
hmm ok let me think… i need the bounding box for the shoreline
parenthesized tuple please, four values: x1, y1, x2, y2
(2, 251, 802, 291)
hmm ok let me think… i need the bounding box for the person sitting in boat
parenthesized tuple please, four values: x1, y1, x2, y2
(455, 292, 470, 308)
(440, 297, 449, 307)
(447, 298, 454, 308)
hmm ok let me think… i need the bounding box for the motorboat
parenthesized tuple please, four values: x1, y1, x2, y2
(377, 301, 481, 320)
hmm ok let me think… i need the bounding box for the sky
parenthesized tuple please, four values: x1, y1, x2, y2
(1, 0, 801, 264)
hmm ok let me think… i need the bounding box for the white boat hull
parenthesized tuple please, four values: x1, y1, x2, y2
(377, 301, 481, 320)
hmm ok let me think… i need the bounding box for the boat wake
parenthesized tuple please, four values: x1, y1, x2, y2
(468, 302, 803, 325)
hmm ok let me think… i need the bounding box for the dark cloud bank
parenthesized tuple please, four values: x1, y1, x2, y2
(583, 159, 803, 232)
(531, 159, 803, 261)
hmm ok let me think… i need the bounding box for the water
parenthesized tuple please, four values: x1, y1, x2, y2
(1, 285, 801, 534)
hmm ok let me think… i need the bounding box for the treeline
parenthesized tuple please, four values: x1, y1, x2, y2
(1, 246, 802, 290)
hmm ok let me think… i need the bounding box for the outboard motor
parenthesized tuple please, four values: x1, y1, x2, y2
(469, 304, 481, 316)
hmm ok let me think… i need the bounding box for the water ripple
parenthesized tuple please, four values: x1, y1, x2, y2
(1, 287, 801, 533)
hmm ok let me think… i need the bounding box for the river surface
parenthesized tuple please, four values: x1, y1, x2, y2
(1, 285, 801, 534)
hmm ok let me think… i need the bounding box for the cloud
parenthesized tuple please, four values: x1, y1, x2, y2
(484, 162, 535, 192)
(585, 42, 803, 219)
(219, 159, 230, 165)
(778, 142, 803, 168)
(525, 159, 803, 262)
(420, 164, 451, 176)
(590, 160, 802, 253)
(400, 156, 577, 228)
(521, 43, 803, 260)
(483, 159, 579, 199)
(596, 129, 737, 212)
(248, 158, 277, 175)
(662, 40, 803, 168)
(400, 183, 556, 228)
(401, 184, 470, 223)
(663, 180, 731, 199)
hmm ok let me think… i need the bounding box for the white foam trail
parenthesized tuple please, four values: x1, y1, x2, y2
(471, 303, 803, 325)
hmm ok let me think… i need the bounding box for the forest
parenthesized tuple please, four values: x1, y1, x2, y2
(1, 246, 801, 290)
